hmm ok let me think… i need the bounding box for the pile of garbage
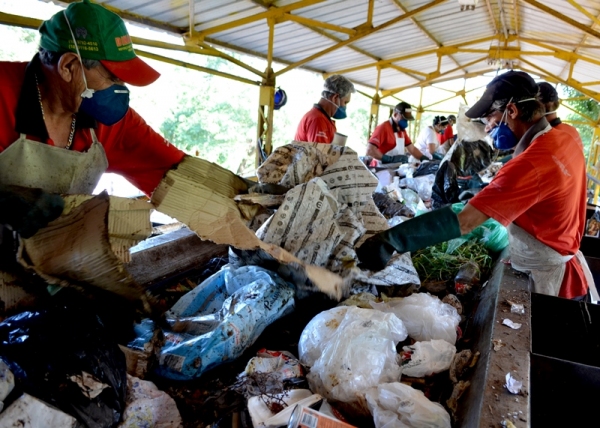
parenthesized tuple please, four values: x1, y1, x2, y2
(0, 115, 509, 426)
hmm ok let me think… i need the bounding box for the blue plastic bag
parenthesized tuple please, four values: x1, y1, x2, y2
(132, 265, 296, 380)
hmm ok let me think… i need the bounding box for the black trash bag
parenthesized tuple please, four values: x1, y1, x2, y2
(431, 161, 459, 208)
(413, 160, 441, 178)
(0, 305, 127, 427)
(431, 140, 495, 209)
(451, 140, 495, 175)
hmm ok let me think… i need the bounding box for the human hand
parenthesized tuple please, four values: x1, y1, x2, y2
(356, 234, 395, 271)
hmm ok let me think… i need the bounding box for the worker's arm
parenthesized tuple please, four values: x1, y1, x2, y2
(427, 142, 437, 155)
(406, 144, 429, 162)
(366, 143, 384, 160)
(357, 203, 490, 271)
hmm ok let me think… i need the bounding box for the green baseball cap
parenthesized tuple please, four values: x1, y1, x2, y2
(39, 0, 159, 86)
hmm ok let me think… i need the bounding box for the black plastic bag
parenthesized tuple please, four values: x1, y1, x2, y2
(413, 160, 441, 178)
(431, 140, 495, 209)
(0, 305, 127, 427)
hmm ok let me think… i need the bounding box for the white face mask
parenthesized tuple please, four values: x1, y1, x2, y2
(63, 10, 94, 99)
(545, 110, 557, 116)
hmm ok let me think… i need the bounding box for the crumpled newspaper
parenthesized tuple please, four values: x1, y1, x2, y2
(254, 142, 421, 293)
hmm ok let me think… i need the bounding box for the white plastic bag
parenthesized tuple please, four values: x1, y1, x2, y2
(298, 306, 349, 368)
(371, 293, 460, 344)
(401, 340, 456, 378)
(301, 307, 408, 416)
(365, 382, 451, 428)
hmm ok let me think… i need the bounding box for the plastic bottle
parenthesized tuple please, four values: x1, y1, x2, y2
(454, 261, 480, 295)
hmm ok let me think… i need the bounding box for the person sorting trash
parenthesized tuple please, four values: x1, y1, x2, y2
(357, 70, 595, 301)
(365, 102, 429, 165)
(413, 115, 447, 161)
(294, 74, 355, 144)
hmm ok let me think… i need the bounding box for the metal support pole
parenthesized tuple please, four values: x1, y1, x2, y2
(588, 126, 600, 205)
(369, 93, 381, 137)
(256, 69, 275, 168)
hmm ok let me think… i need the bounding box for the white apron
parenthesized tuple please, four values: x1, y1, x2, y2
(386, 118, 405, 156)
(509, 223, 598, 300)
(0, 130, 108, 194)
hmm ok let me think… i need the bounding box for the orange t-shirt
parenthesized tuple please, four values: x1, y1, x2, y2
(0, 59, 185, 195)
(294, 105, 336, 144)
(469, 127, 588, 299)
(368, 119, 412, 155)
(555, 122, 583, 150)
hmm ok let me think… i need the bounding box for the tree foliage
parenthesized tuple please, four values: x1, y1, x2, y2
(561, 85, 600, 158)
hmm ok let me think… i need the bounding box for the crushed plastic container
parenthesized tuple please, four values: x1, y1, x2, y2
(454, 261, 480, 295)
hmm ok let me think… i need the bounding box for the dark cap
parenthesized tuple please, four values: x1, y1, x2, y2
(433, 115, 448, 126)
(538, 82, 559, 103)
(465, 70, 539, 118)
(395, 102, 414, 120)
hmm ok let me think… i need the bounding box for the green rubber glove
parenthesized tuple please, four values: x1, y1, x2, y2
(356, 205, 462, 271)
(498, 154, 513, 164)
(432, 152, 444, 161)
(381, 154, 408, 164)
(0, 184, 64, 238)
(419, 155, 430, 162)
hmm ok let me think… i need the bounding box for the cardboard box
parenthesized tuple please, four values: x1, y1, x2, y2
(288, 405, 355, 428)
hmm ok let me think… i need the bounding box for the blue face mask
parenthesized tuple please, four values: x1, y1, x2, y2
(332, 105, 347, 119)
(490, 121, 517, 150)
(80, 84, 130, 125)
(397, 118, 408, 130)
(322, 96, 347, 120)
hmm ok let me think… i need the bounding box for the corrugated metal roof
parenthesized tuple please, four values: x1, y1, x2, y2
(49, 0, 600, 102)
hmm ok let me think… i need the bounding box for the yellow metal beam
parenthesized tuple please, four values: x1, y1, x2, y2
(0, 11, 41, 29)
(519, 59, 600, 103)
(382, 56, 488, 97)
(566, 0, 600, 27)
(190, 0, 325, 40)
(274, 0, 448, 77)
(247, 0, 389, 81)
(560, 102, 599, 125)
(325, 35, 498, 77)
(521, 0, 600, 41)
(367, 0, 375, 27)
(391, 0, 462, 69)
(56, 0, 183, 34)
(131, 37, 266, 78)
(382, 67, 497, 101)
(135, 49, 261, 86)
(518, 37, 600, 49)
(283, 14, 356, 35)
(484, 0, 499, 35)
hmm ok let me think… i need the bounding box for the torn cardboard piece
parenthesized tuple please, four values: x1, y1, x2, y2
(18, 192, 145, 302)
(151, 156, 346, 300)
(61, 195, 153, 263)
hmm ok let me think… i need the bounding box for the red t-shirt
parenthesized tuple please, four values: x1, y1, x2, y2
(441, 124, 454, 144)
(368, 119, 412, 154)
(468, 127, 588, 299)
(555, 122, 583, 150)
(295, 105, 336, 144)
(0, 60, 185, 195)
